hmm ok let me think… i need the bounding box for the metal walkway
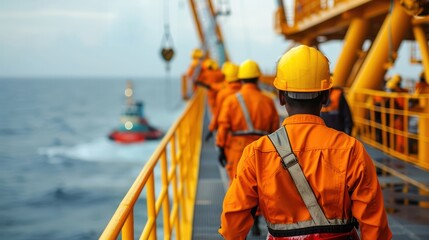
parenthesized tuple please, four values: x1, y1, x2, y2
(366, 145, 429, 239)
(192, 109, 429, 239)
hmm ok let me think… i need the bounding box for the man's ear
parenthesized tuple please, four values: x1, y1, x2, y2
(279, 90, 286, 106)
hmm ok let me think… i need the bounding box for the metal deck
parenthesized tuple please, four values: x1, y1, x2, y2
(192, 110, 429, 239)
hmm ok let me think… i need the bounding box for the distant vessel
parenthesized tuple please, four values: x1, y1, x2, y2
(108, 81, 163, 144)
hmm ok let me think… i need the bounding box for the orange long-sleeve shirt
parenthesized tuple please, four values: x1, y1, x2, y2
(219, 114, 391, 240)
(208, 82, 242, 132)
(216, 83, 279, 149)
(199, 69, 225, 113)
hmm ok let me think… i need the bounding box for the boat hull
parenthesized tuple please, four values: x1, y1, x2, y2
(108, 129, 163, 144)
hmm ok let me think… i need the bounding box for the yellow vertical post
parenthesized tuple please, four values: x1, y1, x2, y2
(170, 136, 181, 240)
(417, 98, 429, 168)
(161, 151, 171, 239)
(333, 17, 369, 87)
(413, 25, 429, 168)
(122, 212, 134, 240)
(145, 174, 157, 240)
(413, 26, 429, 84)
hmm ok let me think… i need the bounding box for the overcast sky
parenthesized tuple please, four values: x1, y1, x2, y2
(0, 0, 421, 80)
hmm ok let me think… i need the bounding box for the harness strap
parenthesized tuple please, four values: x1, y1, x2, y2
(268, 127, 330, 226)
(232, 130, 269, 136)
(269, 222, 356, 237)
(233, 93, 269, 136)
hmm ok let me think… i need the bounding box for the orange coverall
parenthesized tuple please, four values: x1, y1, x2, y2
(198, 69, 225, 113)
(390, 87, 407, 153)
(208, 81, 242, 132)
(216, 83, 279, 184)
(219, 115, 391, 239)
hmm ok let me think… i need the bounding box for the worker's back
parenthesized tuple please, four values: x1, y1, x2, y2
(221, 114, 390, 239)
(208, 81, 241, 132)
(216, 83, 279, 151)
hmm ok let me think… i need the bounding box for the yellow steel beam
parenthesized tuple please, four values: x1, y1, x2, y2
(188, 0, 206, 51)
(413, 26, 429, 83)
(347, 0, 412, 143)
(350, 0, 412, 92)
(333, 17, 369, 87)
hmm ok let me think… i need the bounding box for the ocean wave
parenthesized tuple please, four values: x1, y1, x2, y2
(38, 137, 160, 163)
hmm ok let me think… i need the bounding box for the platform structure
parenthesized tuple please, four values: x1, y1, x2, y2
(192, 110, 429, 239)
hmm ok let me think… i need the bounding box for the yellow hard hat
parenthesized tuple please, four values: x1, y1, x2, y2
(274, 45, 332, 99)
(386, 74, 402, 89)
(203, 59, 218, 70)
(192, 48, 204, 59)
(238, 60, 261, 79)
(221, 62, 239, 82)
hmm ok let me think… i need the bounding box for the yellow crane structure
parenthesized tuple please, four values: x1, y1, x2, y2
(275, 0, 429, 170)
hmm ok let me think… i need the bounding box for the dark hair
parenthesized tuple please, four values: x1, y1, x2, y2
(281, 90, 328, 108)
(242, 78, 258, 84)
(420, 72, 426, 83)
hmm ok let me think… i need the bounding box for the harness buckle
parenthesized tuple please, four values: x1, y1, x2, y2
(281, 153, 298, 169)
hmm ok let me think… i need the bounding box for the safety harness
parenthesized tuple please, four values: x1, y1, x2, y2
(232, 93, 270, 136)
(267, 126, 358, 238)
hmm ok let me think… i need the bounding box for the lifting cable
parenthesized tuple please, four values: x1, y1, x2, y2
(160, 0, 175, 107)
(160, 0, 175, 72)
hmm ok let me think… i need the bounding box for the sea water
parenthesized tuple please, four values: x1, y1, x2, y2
(0, 77, 185, 240)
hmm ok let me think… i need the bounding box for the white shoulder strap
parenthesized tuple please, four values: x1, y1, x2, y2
(268, 127, 330, 226)
(235, 92, 255, 131)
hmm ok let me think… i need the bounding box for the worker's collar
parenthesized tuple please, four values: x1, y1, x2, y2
(282, 114, 326, 126)
(241, 83, 259, 90)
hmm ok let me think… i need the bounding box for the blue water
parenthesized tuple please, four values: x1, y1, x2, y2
(0, 77, 185, 240)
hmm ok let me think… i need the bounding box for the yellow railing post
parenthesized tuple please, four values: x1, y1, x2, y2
(161, 151, 171, 239)
(122, 212, 134, 240)
(100, 88, 206, 240)
(351, 88, 429, 171)
(169, 135, 180, 240)
(418, 98, 429, 169)
(142, 174, 157, 240)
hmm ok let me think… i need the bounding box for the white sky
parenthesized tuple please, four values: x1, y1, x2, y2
(0, 0, 421, 80)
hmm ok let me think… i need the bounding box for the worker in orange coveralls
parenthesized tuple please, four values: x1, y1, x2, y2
(320, 86, 353, 135)
(186, 48, 205, 92)
(205, 62, 241, 141)
(386, 74, 408, 153)
(219, 45, 391, 240)
(196, 59, 225, 114)
(415, 71, 429, 94)
(216, 59, 279, 236)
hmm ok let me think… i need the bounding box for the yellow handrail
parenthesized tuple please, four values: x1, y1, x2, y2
(100, 88, 206, 240)
(351, 88, 429, 171)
